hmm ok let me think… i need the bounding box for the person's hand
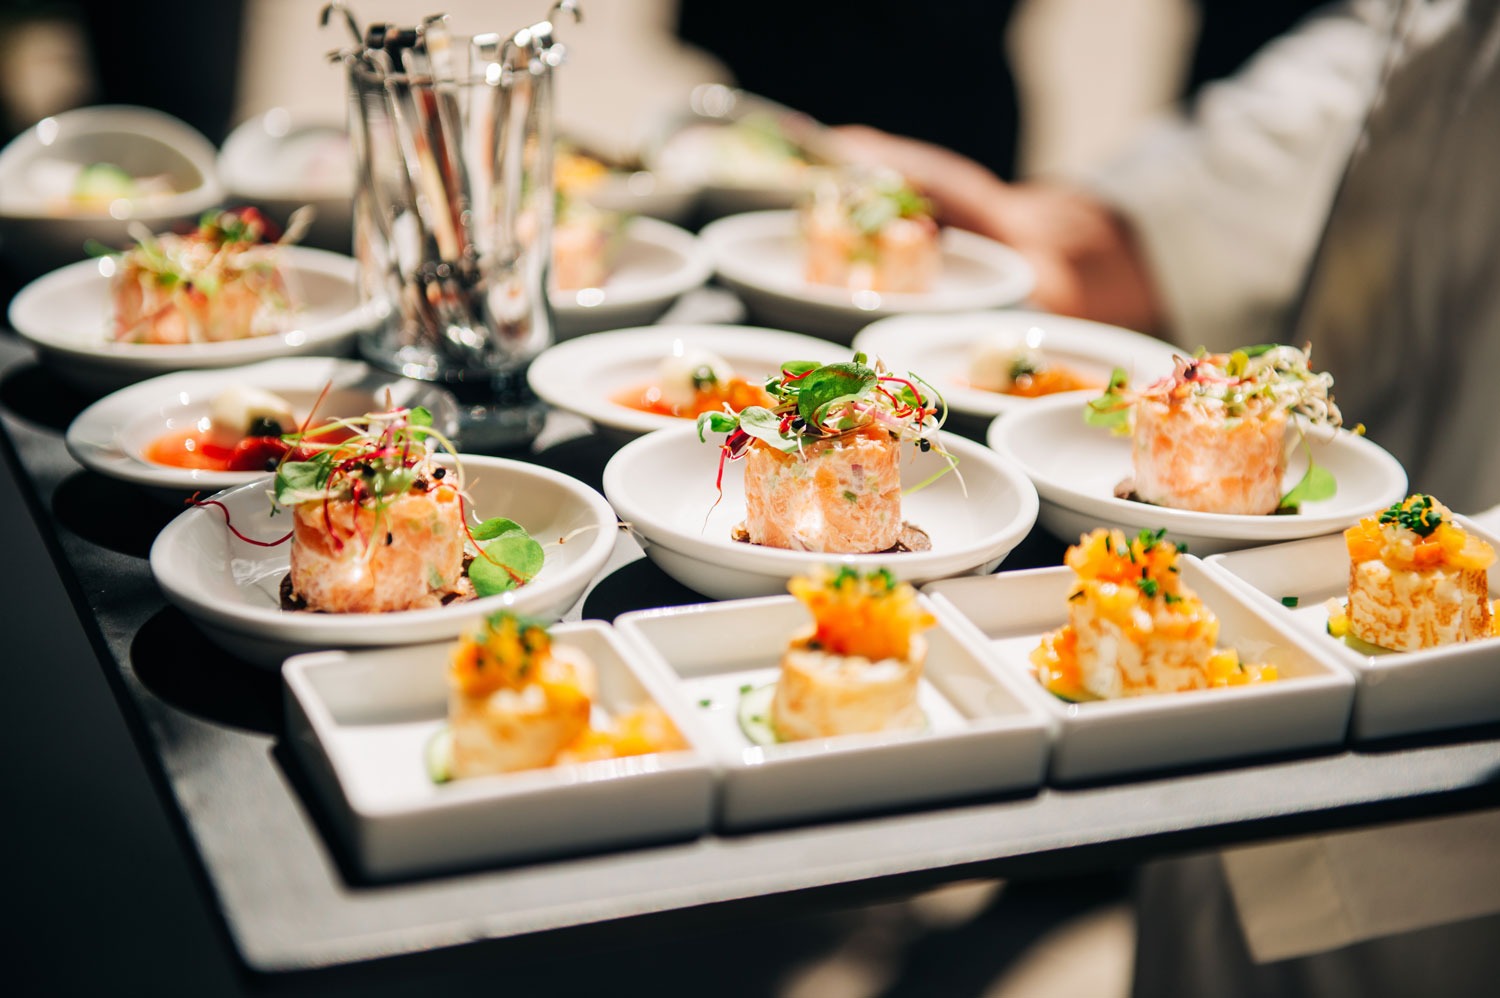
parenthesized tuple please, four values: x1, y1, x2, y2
(828, 125, 1165, 335)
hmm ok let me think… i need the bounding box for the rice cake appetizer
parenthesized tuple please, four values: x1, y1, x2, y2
(697, 353, 952, 554)
(443, 611, 685, 779)
(803, 172, 939, 294)
(1332, 494, 1496, 652)
(771, 567, 935, 741)
(1032, 528, 1277, 701)
(1087, 345, 1343, 515)
(552, 198, 624, 291)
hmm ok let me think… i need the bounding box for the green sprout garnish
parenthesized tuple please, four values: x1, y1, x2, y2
(1378, 494, 1443, 537)
(696, 355, 959, 500)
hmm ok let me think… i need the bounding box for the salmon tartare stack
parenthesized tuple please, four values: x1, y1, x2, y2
(551, 188, 624, 291)
(771, 567, 935, 741)
(697, 353, 952, 554)
(239, 401, 545, 613)
(1088, 345, 1343, 515)
(444, 612, 685, 779)
(111, 207, 306, 345)
(803, 172, 939, 294)
(1032, 528, 1277, 700)
(1333, 495, 1496, 652)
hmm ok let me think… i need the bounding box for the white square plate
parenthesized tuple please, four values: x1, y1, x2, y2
(1207, 527, 1500, 739)
(616, 595, 1051, 830)
(283, 620, 715, 880)
(924, 559, 1354, 782)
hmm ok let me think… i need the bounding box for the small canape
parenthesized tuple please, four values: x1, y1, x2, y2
(697, 354, 951, 554)
(446, 611, 684, 778)
(110, 207, 306, 344)
(771, 567, 935, 740)
(1087, 345, 1343, 515)
(803, 172, 939, 294)
(1032, 528, 1277, 700)
(1335, 494, 1495, 651)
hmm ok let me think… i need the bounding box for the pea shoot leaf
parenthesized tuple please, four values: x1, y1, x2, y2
(471, 516, 525, 541)
(737, 406, 799, 452)
(797, 361, 875, 426)
(468, 528, 544, 596)
(1084, 367, 1132, 433)
(274, 451, 334, 505)
(1280, 458, 1337, 511)
(696, 410, 738, 441)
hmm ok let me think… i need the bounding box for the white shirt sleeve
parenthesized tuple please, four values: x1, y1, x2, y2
(1086, 1, 1396, 351)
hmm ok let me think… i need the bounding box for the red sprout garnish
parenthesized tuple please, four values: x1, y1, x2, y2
(188, 494, 292, 547)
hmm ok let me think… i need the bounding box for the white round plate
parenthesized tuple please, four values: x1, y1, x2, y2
(645, 122, 816, 217)
(149, 455, 619, 669)
(852, 310, 1182, 421)
(550, 217, 711, 339)
(987, 393, 1409, 555)
(0, 105, 224, 276)
(574, 169, 698, 226)
(66, 357, 460, 495)
(640, 87, 831, 218)
(217, 109, 354, 252)
(8, 246, 385, 393)
(699, 211, 1036, 343)
(603, 423, 1039, 600)
(527, 324, 847, 438)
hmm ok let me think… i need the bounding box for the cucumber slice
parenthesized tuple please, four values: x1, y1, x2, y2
(425, 727, 453, 784)
(1342, 631, 1394, 656)
(736, 684, 780, 746)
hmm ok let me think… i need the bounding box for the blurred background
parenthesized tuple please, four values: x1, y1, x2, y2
(0, 0, 1324, 181)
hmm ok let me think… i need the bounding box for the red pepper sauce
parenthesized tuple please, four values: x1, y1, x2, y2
(145, 422, 355, 472)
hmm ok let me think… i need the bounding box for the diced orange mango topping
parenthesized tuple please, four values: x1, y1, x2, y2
(788, 566, 934, 662)
(450, 611, 554, 699)
(1030, 626, 1089, 700)
(1345, 496, 1494, 572)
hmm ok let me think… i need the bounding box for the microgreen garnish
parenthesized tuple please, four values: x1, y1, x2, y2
(1135, 527, 1168, 552)
(471, 517, 526, 541)
(1281, 596, 1300, 608)
(1089, 345, 1341, 437)
(1009, 355, 1041, 381)
(821, 175, 932, 236)
(206, 393, 543, 604)
(1084, 367, 1132, 433)
(272, 406, 439, 508)
(695, 355, 956, 500)
(1378, 494, 1443, 537)
(469, 529, 544, 596)
(1279, 436, 1338, 511)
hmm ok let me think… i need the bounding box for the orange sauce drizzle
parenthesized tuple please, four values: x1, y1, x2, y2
(611, 377, 772, 418)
